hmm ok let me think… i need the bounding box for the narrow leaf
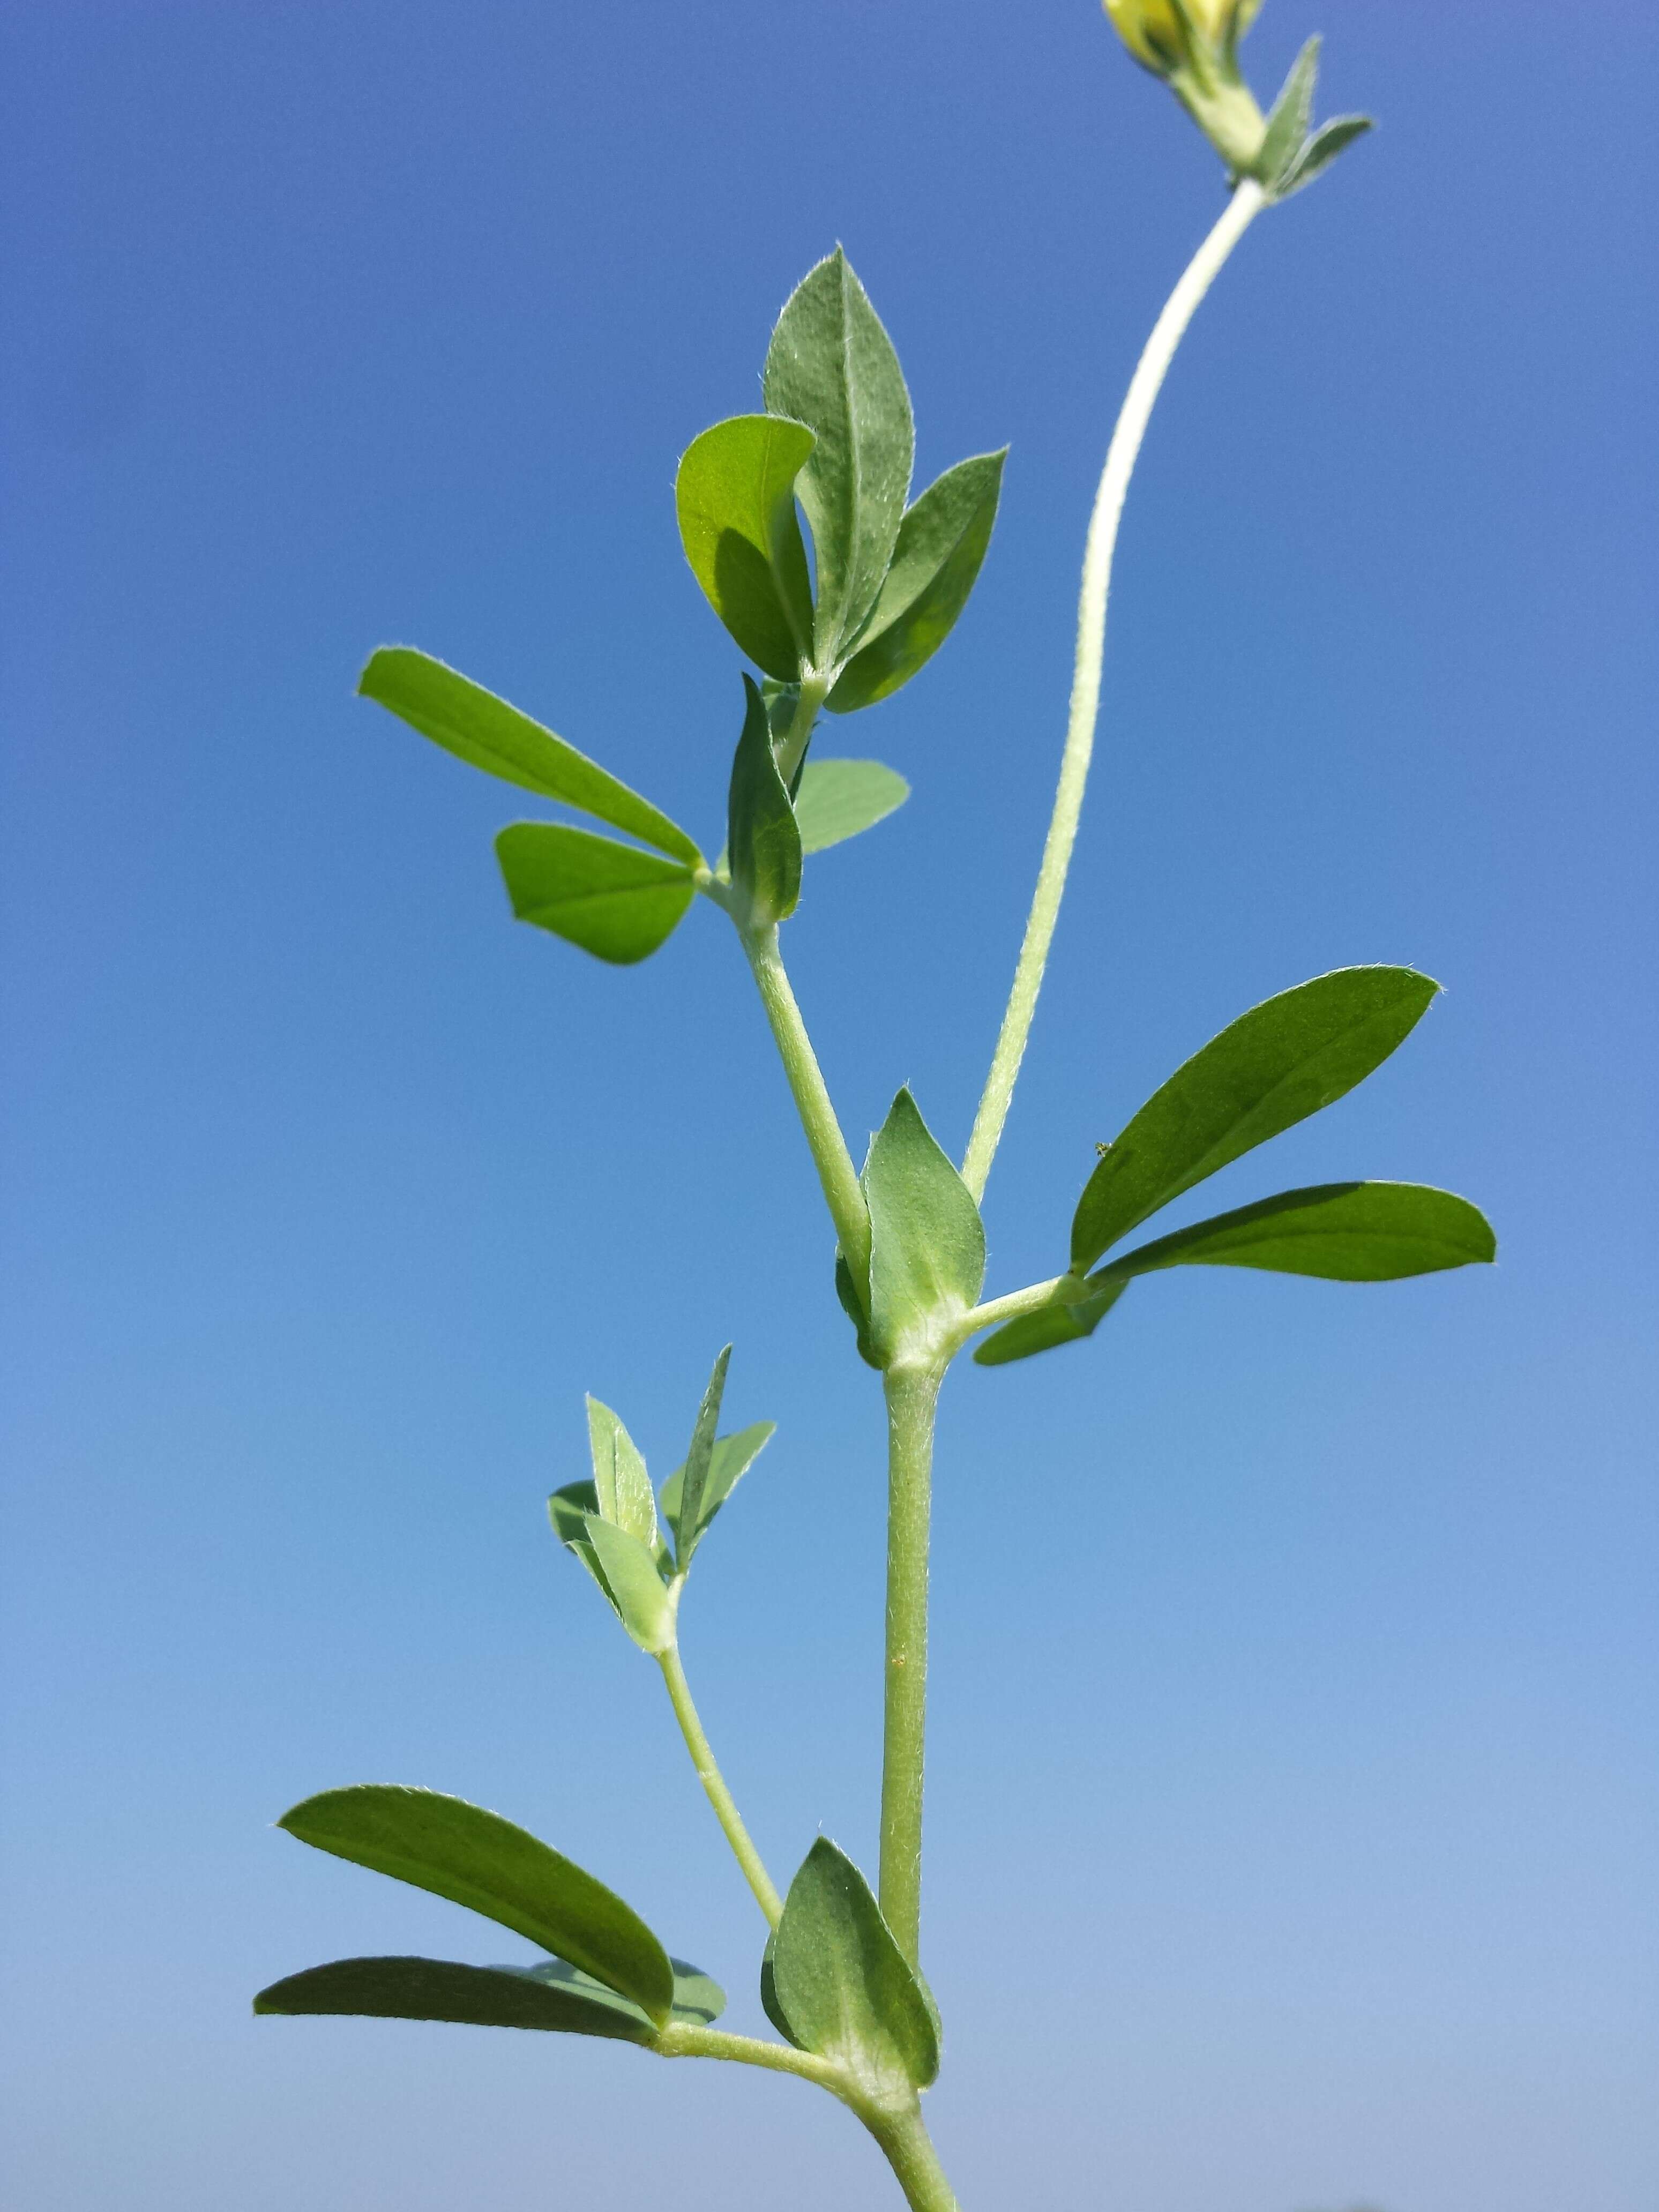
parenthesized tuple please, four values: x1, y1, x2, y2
(253, 1955, 657, 2042)
(791, 759, 910, 854)
(1098, 1180, 1497, 1283)
(1072, 967, 1440, 1272)
(495, 823, 694, 965)
(769, 1838, 939, 2094)
(827, 451, 1006, 713)
(675, 415, 816, 681)
(360, 648, 700, 865)
(585, 1398, 657, 1546)
(275, 1786, 676, 2024)
(582, 1517, 676, 1654)
(660, 1421, 776, 1559)
(764, 250, 914, 663)
(1255, 36, 1320, 190)
(972, 1277, 1129, 1367)
(1277, 115, 1374, 197)
(726, 674, 802, 925)
(672, 1346, 730, 1568)
(864, 1089, 986, 1363)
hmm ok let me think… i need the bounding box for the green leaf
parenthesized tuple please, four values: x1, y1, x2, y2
(660, 1420, 776, 1561)
(675, 415, 817, 682)
(253, 1955, 658, 2041)
(972, 1277, 1129, 1367)
(669, 1348, 728, 1567)
(359, 648, 700, 865)
(764, 249, 914, 665)
(275, 1786, 676, 2025)
(791, 759, 910, 854)
(1098, 1180, 1497, 1283)
(1277, 114, 1374, 198)
(582, 1516, 676, 1654)
(768, 1838, 939, 2094)
(1071, 967, 1440, 1273)
(1254, 35, 1319, 191)
(726, 675, 802, 926)
(495, 824, 694, 965)
(827, 451, 1006, 713)
(586, 1397, 657, 1546)
(864, 1089, 985, 1364)
(548, 1477, 621, 1606)
(834, 1250, 880, 1369)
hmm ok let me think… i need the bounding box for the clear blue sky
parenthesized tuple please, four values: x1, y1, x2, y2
(2, 4, 1654, 2209)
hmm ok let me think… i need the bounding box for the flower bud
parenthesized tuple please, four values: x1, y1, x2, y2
(1102, 0, 1269, 175)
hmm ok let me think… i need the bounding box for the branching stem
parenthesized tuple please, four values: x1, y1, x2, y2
(960, 179, 1266, 1204)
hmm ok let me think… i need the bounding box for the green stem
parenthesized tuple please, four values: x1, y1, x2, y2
(865, 2103, 961, 2212)
(879, 1361, 943, 1963)
(654, 2020, 847, 2095)
(952, 1272, 1070, 1348)
(774, 672, 828, 788)
(960, 178, 1267, 1205)
(741, 923, 872, 1288)
(657, 1638, 783, 1927)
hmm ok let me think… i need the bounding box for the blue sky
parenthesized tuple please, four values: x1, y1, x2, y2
(2, 4, 1654, 2209)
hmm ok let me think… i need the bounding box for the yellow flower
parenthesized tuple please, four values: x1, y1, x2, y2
(1103, 0, 1262, 77)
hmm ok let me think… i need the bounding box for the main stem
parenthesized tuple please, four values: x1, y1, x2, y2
(657, 1640, 783, 1927)
(960, 178, 1266, 1204)
(879, 1362, 942, 1963)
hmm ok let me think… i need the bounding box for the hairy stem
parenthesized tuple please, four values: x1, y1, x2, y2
(657, 1639, 783, 1927)
(865, 2103, 961, 2212)
(654, 2020, 846, 2094)
(741, 923, 872, 1288)
(775, 673, 828, 788)
(961, 178, 1267, 1204)
(879, 1362, 943, 1963)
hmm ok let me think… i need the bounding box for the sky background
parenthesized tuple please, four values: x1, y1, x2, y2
(2, 4, 1655, 2209)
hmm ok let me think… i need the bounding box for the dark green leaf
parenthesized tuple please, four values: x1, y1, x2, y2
(726, 675, 802, 926)
(827, 451, 1006, 713)
(276, 1785, 676, 2025)
(582, 1516, 676, 1654)
(1098, 1180, 1497, 1283)
(834, 1251, 881, 1369)
(672, 1346, 730, 1568)
(1254, 36, 1319, 190)
(972, 1277, 1129, 1367)
(864, 1089, 986, 1364)
(792, 759, 910, 853)
(586, 1396, 656, 1546)
(253, 1955, 657, 2042)
(495, 824, 694, 965)
(360, 648, 700, 865)
(763, 250, 914, 664)
(548, 1478, 622, 1609)
(660, 1420, 776, 1560)
(1071, 967, 1439, 1272)
(1277, 115, 1373, 197)
(759, 1929, 794, 2043)
(769, 1838, 938, 2094)
(675, 415, 816, 682)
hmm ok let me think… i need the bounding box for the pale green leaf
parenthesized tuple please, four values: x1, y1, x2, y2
(1277, 115, 1373, 198)
(659, 1421, 776, 1561)
(1254, 36, 1319, 190)
(585, 1398, 656, 1546)
(864, 1089, 985, 1364)
(675, 415, 816, 681)
(972, 1277, 1129, 1367)
(768, 1838, 938, 2094)
(582, 1517, 676, 1655)
(495, 824, 694, 965)
(791, 759, 909, 854)
(726, 675, 801, 926)
(672, 1346, 730, 1568)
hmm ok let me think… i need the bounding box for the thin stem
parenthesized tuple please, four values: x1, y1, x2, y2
(657, 1639, 783, 1927)
(879, 1362, 942, 1963)
(741, 924, 872, 1288)
(654, 2020, 847, 2096)
(865, 2103, 961, 2212)
(775, 674, 828, 789)
(952, 1272, 1070, 1347)
(961, 178, 1267, 1204)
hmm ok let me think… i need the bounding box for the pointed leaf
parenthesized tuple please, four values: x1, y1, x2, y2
(1072, 967, 1440, 1272)
(253, 1955, 658, 2041)
(1098, 1180, 1497, 1283)
(791, 759, 910, 853)
(764, 250, 914, 663)
(671, 1347, 730, 1567)
(972, 1277, 1129, 1367)
(727, 674, 801, 926)
(495, 823, 694, 965)
(582, 1517, 676, 1654)
(675, 415, 816, 681)
(827, 451, 1006, 712)
(1277, 115, 1374, 198)
(864, 1089, 985, 1364)
(769, 1838, 939, 2094)
(275, 1786, 676, 2023)
(660, 1421, 776, 1561)
(548, 1478, 624, 1613)
(1254, 36, 1319, 191)
(585, 1398, 657, 1546)
(360, 648, 699, 865)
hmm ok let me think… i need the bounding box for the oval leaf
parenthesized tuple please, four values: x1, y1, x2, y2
(727, 675, 802, 926)
(1098, 1180, 1497, 1283)
(827, 451, 1006, 713)
(495, 823, 694, 965)
(275, 1785, 676, 2025)
(360, 648, 700, 865)
(675, 415, 816, 681)
(791, 759, 910, 854)
(764, 250, 914, 664)
(864, 1088, 985, 1365)
(253, 1955, 657, 2042)
(1072, 967, 1440, 1272)
(586, 1396, 657, 1546)
(972, 1277, 1129, 1367)
(582, 1516, 676, 1654)
(769, 1838, 938, 2095)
